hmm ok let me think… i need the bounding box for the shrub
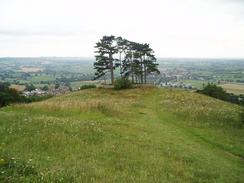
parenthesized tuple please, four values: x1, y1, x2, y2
(114, 78, 132, 90)
(197, 83, 229, 101)
(0, 82, 24, 107)
(80, 84, 96, 90)
(0, 92, 13, 107)
(197, 83, 244, 106)
(23, 95, 53, 103)
(25, 83, 36, 91)
(42, 85, 49, 91)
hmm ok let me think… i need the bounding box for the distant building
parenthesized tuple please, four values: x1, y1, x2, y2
(49, 86, 70, 96)
(23, 88, 47, 97)
(158, 82, 193, 89)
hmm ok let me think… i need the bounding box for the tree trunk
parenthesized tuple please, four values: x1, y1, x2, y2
(109, 52, 114, 85)
(140, 56, 143, 84)
(119, 52, 122, 77)
(144, 68, 147, 84)
(144, 55, 147, 84)
(131, 52, 134, 83)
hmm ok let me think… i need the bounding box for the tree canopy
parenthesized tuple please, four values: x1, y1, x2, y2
(94, 35, 160, 85)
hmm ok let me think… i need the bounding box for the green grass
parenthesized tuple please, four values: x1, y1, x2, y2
(70, 81, 98, 90)
(0, 87, 243, 182)
(183, 79, 210, 89)
(29, 75, 56, 82)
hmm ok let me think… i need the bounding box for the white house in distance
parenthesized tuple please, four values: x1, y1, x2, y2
(159, 81, 193, 89)
(23, 88, 47, 97)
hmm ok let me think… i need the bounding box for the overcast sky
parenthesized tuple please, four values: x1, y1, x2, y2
(0, 0, 243, 58)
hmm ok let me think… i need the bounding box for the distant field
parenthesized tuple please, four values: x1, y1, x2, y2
(182, 80, 210, 89)
(29, 75, 55, 82)
(20, 67, 44, 73)
(220, 84, 244, 95)
(10, 84, 25, 91)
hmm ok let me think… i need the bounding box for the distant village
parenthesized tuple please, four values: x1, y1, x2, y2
(22, 86, 71, 97)
(158, 81, 193, 89)
(155, 68, 195, 89)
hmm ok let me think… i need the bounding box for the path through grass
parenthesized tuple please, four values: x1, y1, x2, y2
(0, 87, 243, 182)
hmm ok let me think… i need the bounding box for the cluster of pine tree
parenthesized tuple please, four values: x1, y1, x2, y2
(94, 35, 160, 85)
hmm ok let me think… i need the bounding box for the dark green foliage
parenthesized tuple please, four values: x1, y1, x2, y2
(94, 35, 118, 84)
(0, 92, 13, 107)
(0, 82, 52, 107)
(80, 84, 96, 90)
(94, 35, 160, 85)
(0, 82, 10, 91)
(120, 40, 160, 84)
(0, 82, 23, 107)
(23, 95, 53, 103)
(114, 78, 132, 90)
(55, 83, 60, 89)
(25, 83, 36, 91)
(198, 83, 244, 106)
(42, 85, 49, 91)
(198, 83, 229, 101)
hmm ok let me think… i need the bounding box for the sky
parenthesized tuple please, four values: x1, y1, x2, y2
(0, 0, 244, 58)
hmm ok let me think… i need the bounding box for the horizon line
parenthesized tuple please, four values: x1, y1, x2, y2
(0, 56, 244, 60)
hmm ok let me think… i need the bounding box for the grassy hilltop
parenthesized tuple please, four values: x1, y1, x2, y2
(0, 87, 243, 182)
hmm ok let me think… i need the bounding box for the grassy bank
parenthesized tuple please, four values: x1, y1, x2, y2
(0, 87, 243, 182)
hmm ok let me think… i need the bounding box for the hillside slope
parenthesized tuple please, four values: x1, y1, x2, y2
(0, 87, 243, 182)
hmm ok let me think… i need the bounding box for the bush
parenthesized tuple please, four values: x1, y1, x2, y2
(0, 82, 52, 107)
(114, 78, 132, 90)
(0, 92, 13, 107)
(23, 95, 53, 103)
(80, 84, 96, 90)
(42, 85, 49, 91)
(197, 83, 229, 101)
(25, 83, 36, 91)
(197, 83, 244, 106)
(0, 82, 24, 107)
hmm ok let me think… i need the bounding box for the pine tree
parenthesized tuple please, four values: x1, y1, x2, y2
(116, 36, 127, 76)
(121, 40, 134, 81)
(94, 36, 118, 84)
(94, 35, 160, 85)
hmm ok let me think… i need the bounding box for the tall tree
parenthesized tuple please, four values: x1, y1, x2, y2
(121, 40, 133, 81)
(94, 36, 118, 84)
(142, 44, 159, 83)
(94, 35, 160, 85)
(116, 36, 127, 76)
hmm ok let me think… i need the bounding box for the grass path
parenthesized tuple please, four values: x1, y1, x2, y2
(0, 87, 243, 182)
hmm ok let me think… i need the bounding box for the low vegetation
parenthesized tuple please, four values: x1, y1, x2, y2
(79, 84, 96, 90)
(198, 83, 244, 106)
(0, 82, 23, 107)
(114, 78, 132, 90)
(0, 82, 52, 107)
(0, 87, 243, 182)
